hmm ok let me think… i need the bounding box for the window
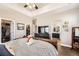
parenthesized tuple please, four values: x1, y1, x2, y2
(38, 26, 49, 34)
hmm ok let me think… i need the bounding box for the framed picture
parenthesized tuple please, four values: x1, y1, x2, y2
(17, 23, 25, 30)
(53, 26, 60, 32)
(63, 21, 69, 32)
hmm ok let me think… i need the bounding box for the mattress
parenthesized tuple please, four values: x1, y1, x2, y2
(0, 38, 58, 56)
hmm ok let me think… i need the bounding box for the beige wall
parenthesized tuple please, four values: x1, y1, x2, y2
(0, 5, 32, 43)
(35, 8, 79, 47)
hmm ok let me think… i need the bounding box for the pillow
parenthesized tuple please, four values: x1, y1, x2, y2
(26, 38, 35, 45)
(26, 35, 32, 42)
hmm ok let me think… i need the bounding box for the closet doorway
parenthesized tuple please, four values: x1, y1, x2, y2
(1, 20, 11, 43)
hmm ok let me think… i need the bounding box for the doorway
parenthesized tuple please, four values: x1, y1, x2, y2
(1, 20, 11, 43)
(26, 25, 30, 36)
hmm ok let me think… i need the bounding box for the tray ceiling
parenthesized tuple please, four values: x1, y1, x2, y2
(0, 3, 79, 17)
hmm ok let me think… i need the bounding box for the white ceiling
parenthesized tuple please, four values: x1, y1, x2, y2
(0, 3, 79, 17)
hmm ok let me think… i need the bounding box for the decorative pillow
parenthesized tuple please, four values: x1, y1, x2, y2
(26, 38, 35, 45)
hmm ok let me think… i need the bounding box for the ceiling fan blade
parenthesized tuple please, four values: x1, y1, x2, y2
(24, 4, 38, 10)
(24, 5, 28, 8)
(35, 5, 38, 9)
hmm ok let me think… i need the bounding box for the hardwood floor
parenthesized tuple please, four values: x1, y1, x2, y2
(36, 38, 79, 56)
(58, 46, 79, 56)
(57, 40, 79, 56)
(53, 38, 79, 56)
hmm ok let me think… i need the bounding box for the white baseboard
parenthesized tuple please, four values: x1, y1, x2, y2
(60, 43, 72, 48)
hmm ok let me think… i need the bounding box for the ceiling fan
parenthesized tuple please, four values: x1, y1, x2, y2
(24, 3, 38, 10)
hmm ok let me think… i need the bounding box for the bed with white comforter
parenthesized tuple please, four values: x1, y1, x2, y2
(3, 38, 58, 56)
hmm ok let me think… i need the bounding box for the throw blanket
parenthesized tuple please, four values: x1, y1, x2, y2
(4, 38, 58, 56)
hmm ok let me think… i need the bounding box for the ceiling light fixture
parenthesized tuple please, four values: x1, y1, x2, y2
(24, 3, 38, 10)
(28, 5, 32, 9)
(33, 4, 35, 7)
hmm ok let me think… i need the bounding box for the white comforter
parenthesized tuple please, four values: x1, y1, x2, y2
(5, 38, 58, 56)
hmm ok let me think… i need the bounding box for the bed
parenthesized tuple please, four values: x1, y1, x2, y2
(0, 38, 58, 56)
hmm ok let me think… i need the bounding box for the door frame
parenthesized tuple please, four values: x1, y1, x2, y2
(1, 19, 12, 43)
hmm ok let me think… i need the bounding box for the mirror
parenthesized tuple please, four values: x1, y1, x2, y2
(75, 28, 79, 36)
